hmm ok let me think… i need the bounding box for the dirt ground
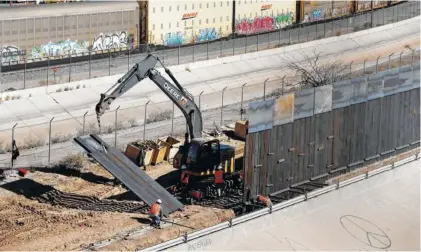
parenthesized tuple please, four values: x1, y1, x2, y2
(0, 159, 234, 251)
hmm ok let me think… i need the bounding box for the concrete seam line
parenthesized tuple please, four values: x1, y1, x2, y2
(143, 154, 419, 251)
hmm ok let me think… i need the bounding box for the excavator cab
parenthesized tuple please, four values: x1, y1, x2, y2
(185, 139, 221, 172)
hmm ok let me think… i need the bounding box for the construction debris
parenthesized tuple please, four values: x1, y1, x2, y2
(131, 140, 159, 151)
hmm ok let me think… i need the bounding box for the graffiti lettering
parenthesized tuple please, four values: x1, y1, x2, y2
(303, 9, 325, 23)
(1, 45, 25, 63)
(31, 39, 89, 59)
(195, 27, 220, 42)
(182, 12, 198, 20)
(236, 13, 294, 34)
(261, 4, 272, 11)
(92, 31, 128, 51)
(187, 238, 212, 251)
(164, 32, 184, 47)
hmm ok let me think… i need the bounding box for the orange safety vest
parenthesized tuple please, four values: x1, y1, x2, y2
(181, 171, 189, 184)
(214, 170, 224, 184)
(257, 195, 272, 207)
(149, 203, 161, 216)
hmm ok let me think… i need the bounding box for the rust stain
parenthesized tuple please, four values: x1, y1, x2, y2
(274, 93, 295, 125)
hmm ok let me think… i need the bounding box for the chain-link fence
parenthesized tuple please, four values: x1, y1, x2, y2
(0, 48, 418, 167)
(0, 1, 419, 91)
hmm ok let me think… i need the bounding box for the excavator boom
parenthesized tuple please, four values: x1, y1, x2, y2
(95, 53, 203, 140)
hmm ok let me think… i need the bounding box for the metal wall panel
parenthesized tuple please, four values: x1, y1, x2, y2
(313, 112, 332, 178)
(364, 98, 382, 159)
(331, 107, 350, 170)
(383, 68, 402, 96)
(294, 88, 315, 119)
(314, 85, 332, 114)
(291, 117, 314, 185)
(398, 65, 414, 92)
(248, 100, 275, 133)
(413, 63, 421, 88)
(350, 76, 368, 105)
(367, 73, 384, 100)
(332, 80, 352, 109)
(348, 102, 366, 166)
(273, 93, 295, 126)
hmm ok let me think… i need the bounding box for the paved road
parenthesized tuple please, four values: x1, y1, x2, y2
(169, 158, 420, 251)
(0, 1, 419, 91)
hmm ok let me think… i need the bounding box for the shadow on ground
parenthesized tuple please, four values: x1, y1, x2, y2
(1, 179, 147, 213)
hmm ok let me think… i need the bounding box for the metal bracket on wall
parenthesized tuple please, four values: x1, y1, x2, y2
(327, 135, 334, 140)
(317, 145, 324, 151)
(364, 154, 380, 162)
(307, 164, 314, 168)
(267, 152, 274, 156)
(380, 150, 395, 156)
(298, 153, 305, 157)
(288, 148, 295, 152)
(277, 159, 285, 164)
(308, 142, 315, 146)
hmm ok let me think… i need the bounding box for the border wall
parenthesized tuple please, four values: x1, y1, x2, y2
(243, 63, 420, 201)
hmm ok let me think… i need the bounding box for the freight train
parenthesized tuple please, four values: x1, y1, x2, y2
(0, 0, 408, 65)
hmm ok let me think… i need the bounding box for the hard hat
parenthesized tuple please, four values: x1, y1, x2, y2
(156, 199, 162, 204)
(181, 165, 187, 170)
(217, 163, 223, 170)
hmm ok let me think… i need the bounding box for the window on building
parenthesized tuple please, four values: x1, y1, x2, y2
(226, 25, 228, 31)
(226, 16, 229, 21)
(184, 20, 187, 27)
(199, 3, 202, 8)
(207, 2, 209, 8)
(177, 22, 179, 27)
(199, 19, 202, 25)
(161, 34, 163, 39)
(227, 1, 229, 6)
(250, 13, 252, 17)
(177, 5, 179, 11)
(238, 14, 240, 19)
(206, 18, 208, 24)
(213, 18, 215, 23)
(244, 14, 246, 18)
(169, 22, 171, 28)
(161, 6, 163, 12)
(220, 16, 222, 22)
(238, 0, 240, 4)
(152, 24, 155, 30)
(161, 23, 163, 29)
(220, 1, 223, 7)
(192, 20, 195, 26)
(214, 2, 216, 7)
(255, 12, 258, 17)
(185, 4, 187, 10)
(169, 6, 171, 12)
(192, 3, 194, 9)
(153, 7, 155, 13)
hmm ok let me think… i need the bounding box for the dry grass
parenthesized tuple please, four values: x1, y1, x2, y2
(56, 153, 85, 171)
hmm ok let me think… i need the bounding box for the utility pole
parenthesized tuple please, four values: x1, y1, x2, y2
(370, 1, 374, 27)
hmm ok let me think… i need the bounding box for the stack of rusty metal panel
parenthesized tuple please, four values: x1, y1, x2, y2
(74, 134, 184, 216)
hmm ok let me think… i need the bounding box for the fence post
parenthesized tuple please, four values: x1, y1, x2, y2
(282, 75, 286, 95)
(220, 38, 222, 57)
(193, 42, 195, 62)
(324, 21, 327, 38)
(199, 91, 204, 111)
(263, 78, 269, 100)
(363, 58, 368, 76)
(108, 49, 111, 76)
(48, 117, 55, 164)
(89, 51, 92, 79)
(68, 52, 71, 83)
(399, 51, 404, 72)
(232, 33, 235, 55)
(171, 102, 175, 136)
(240, 83, 247, 120)
(24, 57, 27, 89)
(411, 49, 415, 68)
(143, 101, 150, 141)
(375, 56, 380, 74)
(82, 111, 88, 135)
(298, 26, 300, 42)
(245, 34, 248, 53)
(206, 40, 209, 60)
(221, 87, 227, 125)
(11, 123, 18, 168)
(289, 28, 291, 44)
(114, 106, 120, 148)
(178, 45, 180, 65)
(349, 61, 353, 79)
(278, 28, 281, 46)
(388, 53, 394, 70)
(128, 46, 131, 71)
(47, 57, 49, 86)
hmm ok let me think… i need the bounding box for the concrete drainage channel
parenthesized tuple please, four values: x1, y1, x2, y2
(140, 152, 420, 252)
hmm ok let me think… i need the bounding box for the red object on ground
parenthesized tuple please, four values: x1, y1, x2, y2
(189, 190, 203, 200)
(18, 168, 28, 177)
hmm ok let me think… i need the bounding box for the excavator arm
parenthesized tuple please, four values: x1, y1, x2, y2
(95, 53, 203, 140)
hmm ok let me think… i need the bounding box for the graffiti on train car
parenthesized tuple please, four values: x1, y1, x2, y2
(31, 39, 90, 59)
(303, 9, 326, 23)
(92, 31, 128, 51)
(332, 6, 351, 17)
(235, 12, 294, 34)
(195, 28, 220, 42)
(1, 45, 26, 63)
(164, 32, 185, 46)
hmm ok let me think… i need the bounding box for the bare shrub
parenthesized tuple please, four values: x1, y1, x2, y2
(128, 118, 140, 128)
(23, 137, 46, 149)
(146, 109, 172, 124)
(51, 134, 73, 144)
(282, 49, 347, 88)
(57, 153, 85, 171)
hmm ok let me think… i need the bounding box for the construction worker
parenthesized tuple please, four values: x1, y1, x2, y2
(214, 164, 225, 198)
(180, 165, 189, 200)
(149, 199, 162, 228)
(256, 194, 273, 208)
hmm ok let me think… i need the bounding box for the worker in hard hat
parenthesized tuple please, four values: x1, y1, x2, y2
(180, 165, 190, 201)
(149, 199, 163, 228)
(214, 163, 225, 198)
(256, 194, 273, 208)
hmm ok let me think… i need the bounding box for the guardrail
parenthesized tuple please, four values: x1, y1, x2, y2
(141, 152, 420, 251)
